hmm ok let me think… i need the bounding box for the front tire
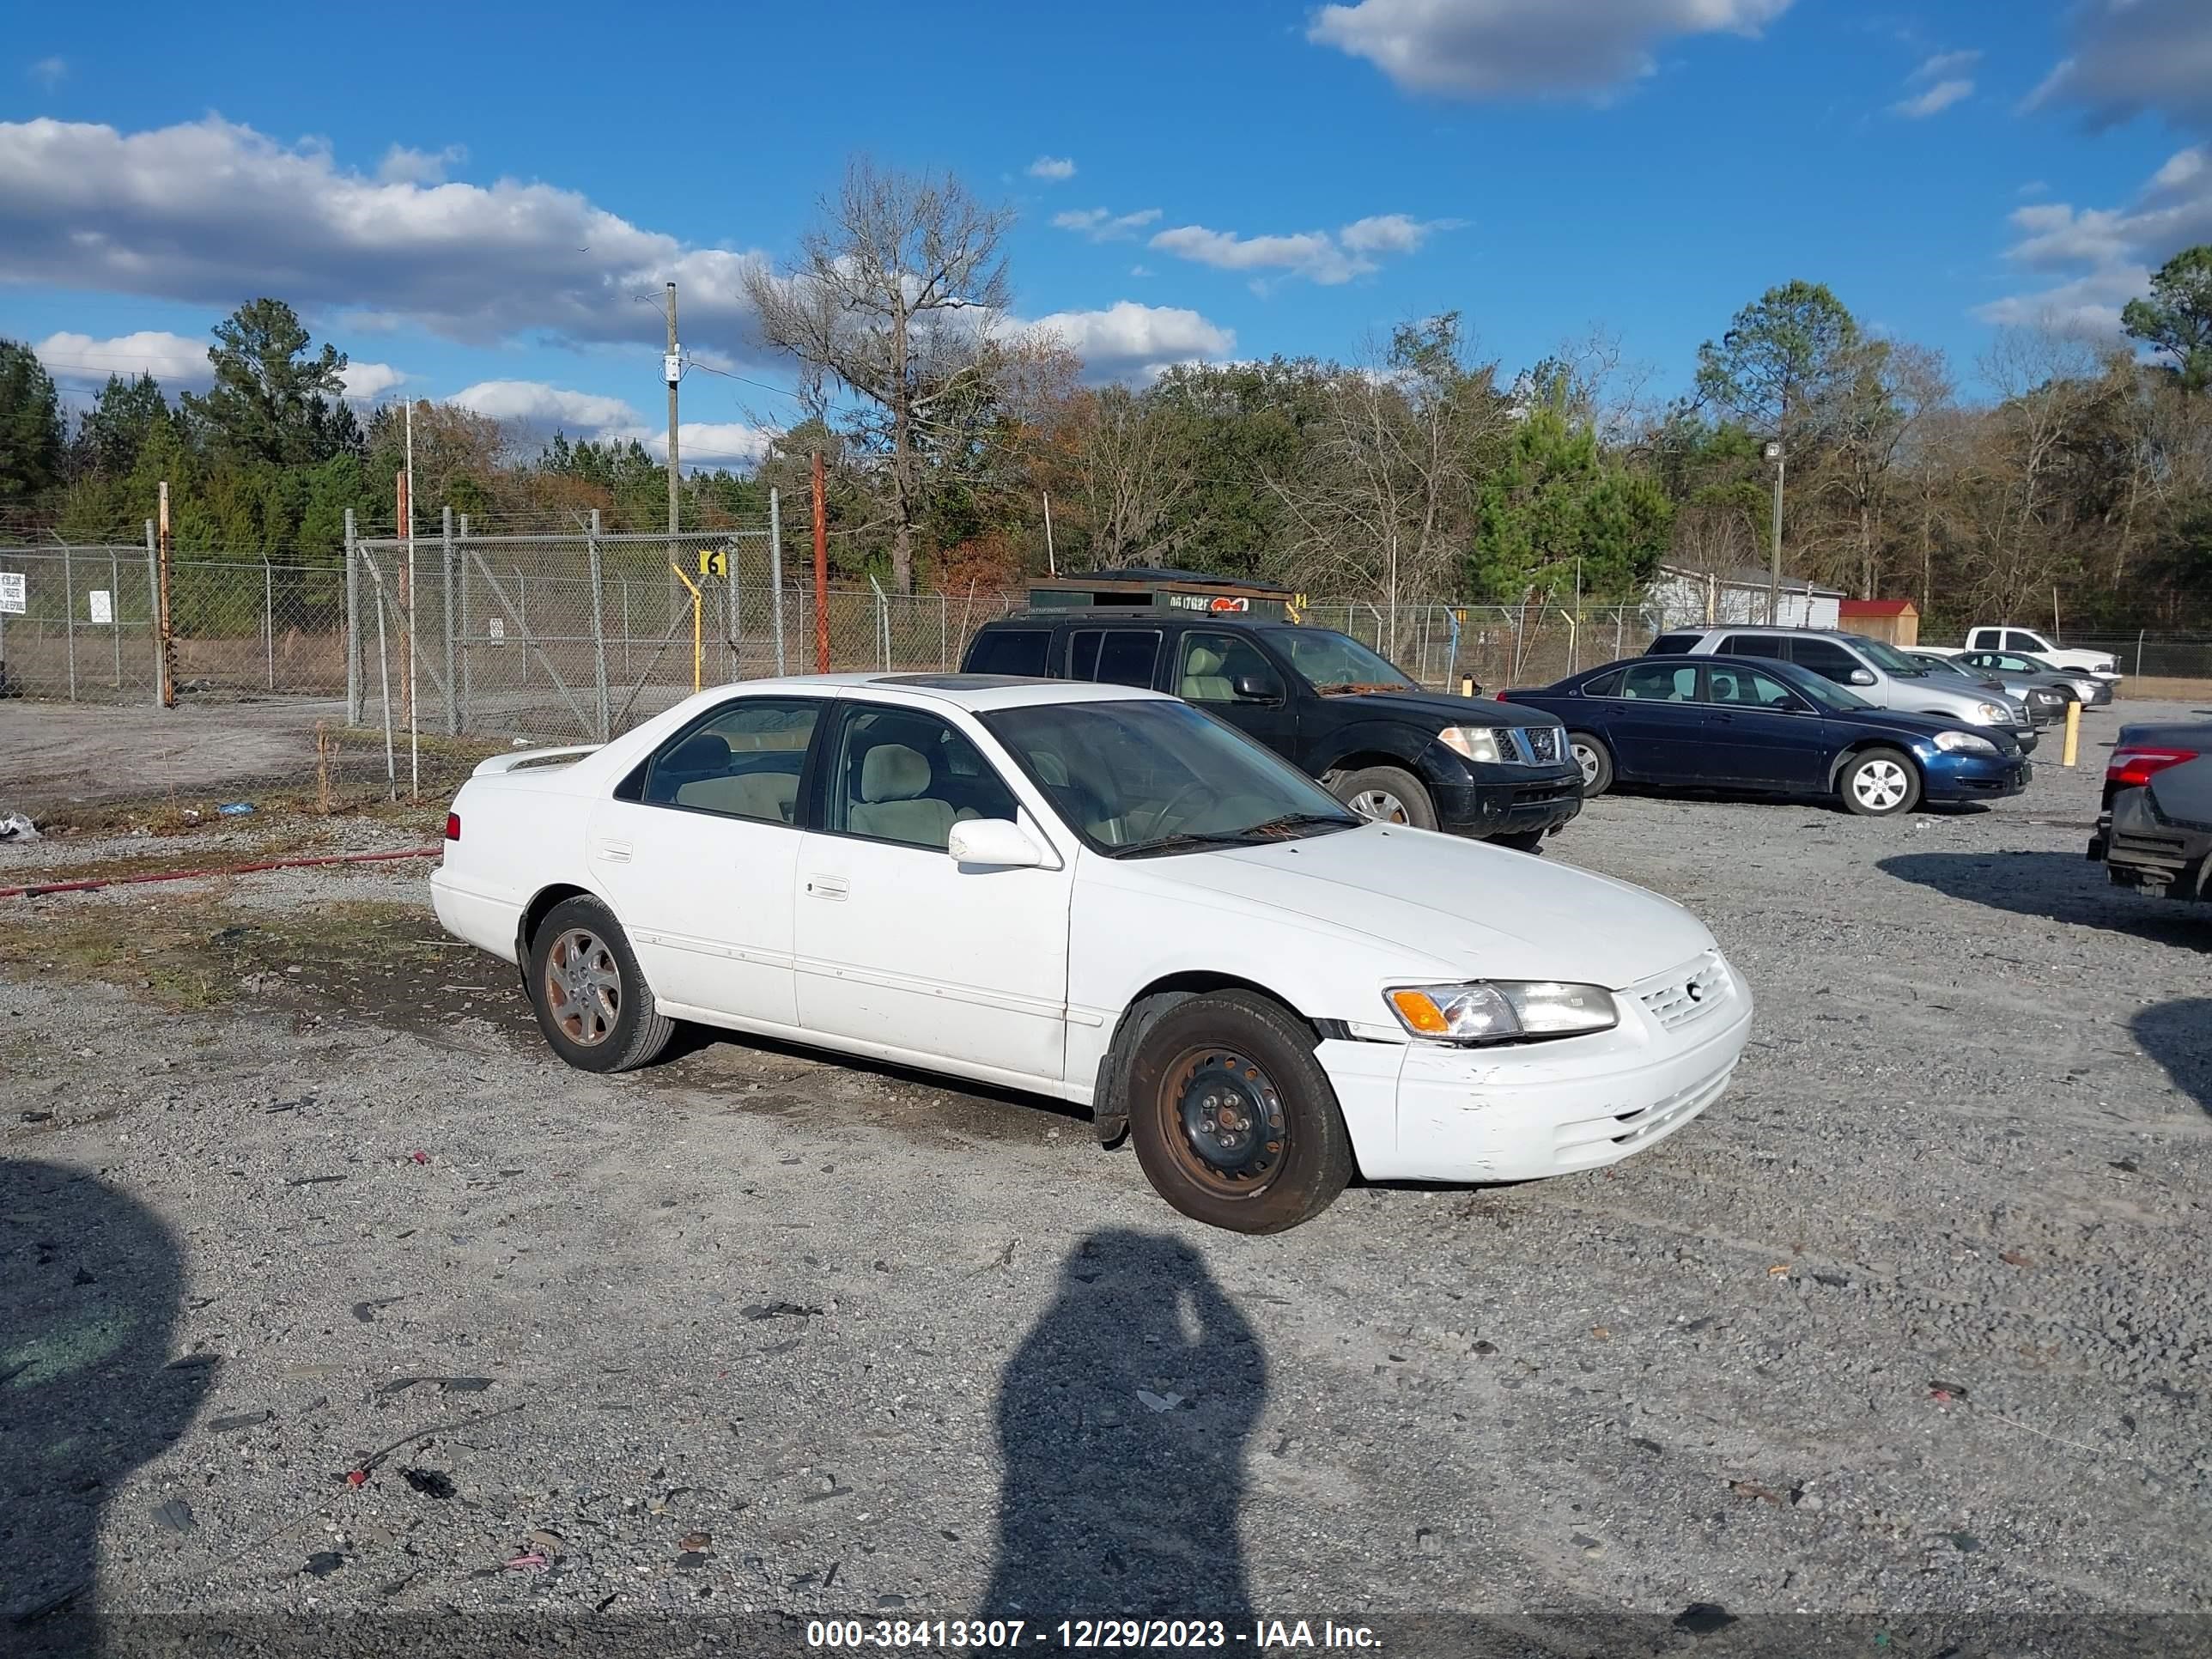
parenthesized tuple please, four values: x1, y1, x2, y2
(1328, 763, 1437, 830)
(1126, 992, 1354, 1234)
(1568, 732, 1613, 799)
(1839, 748, 1921, 817)
(526, 896, 676, 1073)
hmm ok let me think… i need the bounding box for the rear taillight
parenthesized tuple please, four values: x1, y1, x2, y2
(2107, 748, 2199, 789)
(444, 811, 461, 841)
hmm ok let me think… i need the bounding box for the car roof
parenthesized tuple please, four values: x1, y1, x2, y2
(694, 671, 1169, 713)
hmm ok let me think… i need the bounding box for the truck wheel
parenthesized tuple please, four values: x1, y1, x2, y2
(1328, 764, 1437, 830)
(1125, 992, 1354, 1234)
(1839, 748, 1921, 817)
(526, 896, 677, 1073)
(1568, 732, 1613, 798)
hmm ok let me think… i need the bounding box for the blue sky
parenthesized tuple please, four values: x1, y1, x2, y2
(4, 0, 2209, 465)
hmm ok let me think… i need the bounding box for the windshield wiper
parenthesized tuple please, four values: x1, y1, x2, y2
(1311, 680, 1413, 696)
(1116, 811, 1358, 859)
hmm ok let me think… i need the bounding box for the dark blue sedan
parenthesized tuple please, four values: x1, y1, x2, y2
(1500, 656, 2031, 817)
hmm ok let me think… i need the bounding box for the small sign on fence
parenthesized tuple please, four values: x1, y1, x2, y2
(88, 589, 112, 624)
(0, 572, 23, 616)
(488, 617, 507, 644)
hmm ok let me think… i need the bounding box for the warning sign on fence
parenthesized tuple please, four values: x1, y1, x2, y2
(488, 617, 507, 644)
(0, 573, 23, 616)
(88, 589, 112, 624)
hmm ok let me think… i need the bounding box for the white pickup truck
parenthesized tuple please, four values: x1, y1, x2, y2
(1923, 626, 2120, 682)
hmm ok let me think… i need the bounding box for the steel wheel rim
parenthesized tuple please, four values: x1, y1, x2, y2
(1572, 742, 1601, 787)
(545, 927, 621, 1047)
(1854, 760, 1909, 811)
(1347, 788, 1408, 824)
(1163, 1048, 1287, 1198)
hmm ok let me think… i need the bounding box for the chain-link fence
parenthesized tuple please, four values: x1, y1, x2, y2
(1294, 601, 1656, 690)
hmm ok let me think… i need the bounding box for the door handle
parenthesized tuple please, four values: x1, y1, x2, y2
(805, 875, 849, 901)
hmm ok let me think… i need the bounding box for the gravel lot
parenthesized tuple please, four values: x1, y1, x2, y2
(3, 699, 2209, 1656)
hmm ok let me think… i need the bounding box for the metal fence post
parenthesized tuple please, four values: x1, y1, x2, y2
(621, 578, 631, 678)
(769, 489, 787, 675)
(344, 509, 362, 724)
(263, 554, 276, 690)
(145, 520, 163, 710)
(109, 547, 122, 690)
(456, 514, 471, 729)
(441, 507, 458, 735)
(1614, 607, 1625, 660)
(517, 568, 529, 688)
(586, 508, 611, 741)
(939, 593, 949, 670)
(62, 540, 76, 701)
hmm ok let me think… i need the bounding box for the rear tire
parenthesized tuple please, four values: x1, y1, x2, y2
(1568, 732, 1613, 799)
(1839, 747, 1921, 817)
(1126, 992, 1354, 1234)
(526, 896, 676, 1073)
(1328, 764, 1437, 830)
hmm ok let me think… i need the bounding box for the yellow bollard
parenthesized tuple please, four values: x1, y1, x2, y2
(2061, 700, 2081, 769)
(1461, 675, 1477, 698)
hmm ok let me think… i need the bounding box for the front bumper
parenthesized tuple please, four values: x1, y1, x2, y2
(2091, 788, 2212, 900)
(2012, 724, 2041, 753)
(2084, 679, 2114, 708)
(1921, 750, 2031, 802)
(1431, 768, 1584, 841)
(1320, 951, 1753, 1183)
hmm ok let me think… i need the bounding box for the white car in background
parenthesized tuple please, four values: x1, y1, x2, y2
(432, 675, 1752, 1232)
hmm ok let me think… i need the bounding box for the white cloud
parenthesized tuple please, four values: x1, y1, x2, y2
(1308, 0, 1793, 100)
(1148, 213, 1455, 285)
(1975, 144, 2212, 337)
(27, 56, 66, 88)
(0, 117, 768, 352)
(376, 143, 467, 185)
(645, 422, 773, 466)
(1020, 301, 1236, 382)
(1911, 49, 1981, 82)
(33, 329, 211, 387)
(1893, 78, 1973, 118)
(1026, 155, 1076, 181)
(1051, 205, 1162, 242)
(449, 380, 771, 467)
(2024, 0, 2212, 130)
(338, 360, 407, 404)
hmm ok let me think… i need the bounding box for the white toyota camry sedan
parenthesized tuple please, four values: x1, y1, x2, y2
(432, 673, 1752, 1232)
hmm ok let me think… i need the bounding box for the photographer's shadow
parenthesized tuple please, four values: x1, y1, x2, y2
(2, 1158, 206, 1653)
(982, 1229, 1266, 1633)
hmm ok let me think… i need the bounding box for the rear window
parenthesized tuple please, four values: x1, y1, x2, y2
(1646, 633, 1701, 655)
(964, 628, 1051, 678)
(1719, 634, 1790, 659)
(1068, 629, 1163, 689)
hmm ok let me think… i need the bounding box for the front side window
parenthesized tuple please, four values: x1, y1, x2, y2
(823, 704, 1018, 852)
(1069, 629, 1164, 689)
(965, 629, 1050, 677)
(1618, 662, 1699, 702)
(982, 698, 1352, 857)
(642, 697, 820, 823)
(1789, 639, 1864, 684)
(2002, 630, 2045, 654)
(1267, 629, 1416, 692)
(1176, 632, 1280, 703)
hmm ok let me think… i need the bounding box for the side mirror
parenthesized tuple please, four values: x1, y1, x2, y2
(948, 817, 1047, 869)
(1847, 668, 1877, 687)
(1231, 672, 1284, 702)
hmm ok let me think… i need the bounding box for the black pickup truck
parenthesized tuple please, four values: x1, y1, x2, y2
(962, 611, 1583, 849)
(2090, 720, 2212, 902)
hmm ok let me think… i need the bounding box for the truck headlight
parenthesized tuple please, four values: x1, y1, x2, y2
(1385, 980, 1619, 1043)
(1437, 726, 1504, 763)
(1934, 731, 1998, 755)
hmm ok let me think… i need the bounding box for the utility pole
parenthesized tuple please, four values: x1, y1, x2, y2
(812, 452, 830, 673)
(664, 281, 680, 561)
(1764, 441, 1786, 625)
(156, 481, 175, 708)
(1042, 491, 1057, 576)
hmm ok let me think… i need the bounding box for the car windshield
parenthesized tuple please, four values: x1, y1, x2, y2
(1267, 628, 1417, 694)
(1848, 634, 1929, 678)
(1766, 659, 1875, 713)
(981, 698, 1359, 858)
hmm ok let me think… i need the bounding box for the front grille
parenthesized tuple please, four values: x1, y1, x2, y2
(1637, 954, 1731, 1032)
(1505, 726, 1566, 766)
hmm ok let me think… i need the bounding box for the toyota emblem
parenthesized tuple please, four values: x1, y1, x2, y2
(1686, 981, 1705, 1002)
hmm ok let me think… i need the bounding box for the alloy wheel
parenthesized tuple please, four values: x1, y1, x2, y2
(544, 927, 621, 1047)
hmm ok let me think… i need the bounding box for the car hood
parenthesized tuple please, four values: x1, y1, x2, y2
(1318, 688, 1556, 731)
(1827, 706, 2022, 751)
(1129, 824, 1714, 988)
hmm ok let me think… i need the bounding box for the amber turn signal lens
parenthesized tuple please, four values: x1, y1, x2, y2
(1387, 988, 1449, 1035)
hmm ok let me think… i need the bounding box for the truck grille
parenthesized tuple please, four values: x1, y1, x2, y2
(1507, 726, 1565, 765)
(1637, 954, 1732, 1032)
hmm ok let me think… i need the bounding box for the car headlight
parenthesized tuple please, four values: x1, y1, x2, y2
(1934, 731, 1998, 755)
(1967, 702, 2008, 725)
(1385, 981, 1619, 1043)
(1438, 726, 1504, 763)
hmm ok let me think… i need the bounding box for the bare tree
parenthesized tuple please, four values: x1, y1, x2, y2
(744, 158, 1013, 592)
(1818, 340, 1954, 599)
(1060, 384, 1204, 567)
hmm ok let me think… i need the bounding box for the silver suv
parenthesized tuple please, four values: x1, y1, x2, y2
(1648, 627, 2036, 745)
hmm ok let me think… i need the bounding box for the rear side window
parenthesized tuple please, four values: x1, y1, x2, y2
(1619, 663, 1699, 701)
(1790, 639, 1864, 683)
(965, 629, 1050, 677)
(1068, 629, 1163, 689)
(1646, 633, 1700, 655)
(1580, 668, 1624, 697)
(2001, 630, 2041, 653)
(1719, 635, 1789, 659)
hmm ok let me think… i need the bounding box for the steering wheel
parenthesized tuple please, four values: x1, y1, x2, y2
(1133, 777, 1217, 841)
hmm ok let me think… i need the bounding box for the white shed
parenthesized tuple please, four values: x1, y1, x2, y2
(1647, 564, 1844, 632)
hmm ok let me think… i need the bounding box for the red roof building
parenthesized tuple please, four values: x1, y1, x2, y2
(1838, 598, 1919, 647)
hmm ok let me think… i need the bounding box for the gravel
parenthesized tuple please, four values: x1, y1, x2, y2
(3, 700, 2209, 1656)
